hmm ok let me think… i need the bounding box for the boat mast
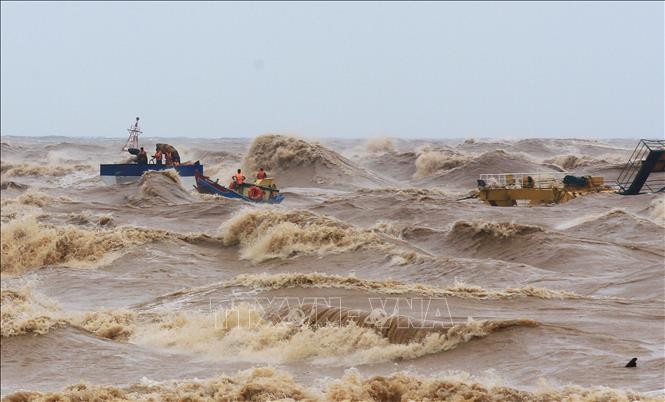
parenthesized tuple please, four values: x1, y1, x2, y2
(122, 117, 142, 151)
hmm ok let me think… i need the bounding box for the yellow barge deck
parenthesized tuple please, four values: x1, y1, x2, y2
(477, 172, 606, 206)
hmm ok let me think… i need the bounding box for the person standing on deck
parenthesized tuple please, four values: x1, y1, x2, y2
(137, 147, 148, 164)
(233, 169, 246, 184)
(153, 148, 163, 165)
(171, 150, 181, 165)
(256, 168, 267, 180)
(230, 169, 246, 189)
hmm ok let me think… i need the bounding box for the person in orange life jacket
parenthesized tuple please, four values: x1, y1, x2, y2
(153, 148, 163, 165)
(137, 147, 148, 164)
(256, 168, 267, 180)
(230, 169, 246, 190)
(233, 169, 246, 184)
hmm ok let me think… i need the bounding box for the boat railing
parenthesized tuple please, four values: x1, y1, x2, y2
(478, 172, 570, 189)
(616, 139, 665, 195)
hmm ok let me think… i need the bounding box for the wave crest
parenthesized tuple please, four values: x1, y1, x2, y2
(128, 303, 536, 365)
(413, 147, 470, 179)
(127, 170, 195, 207)
(365, 137, 396, 153)
(219, 209, 382, 262)
(450, 220, 544, 239)
(5, 367, 657, 402)
(0, 216, 178, 274)
(228, 272, 587, 300)
(328, 370, 655, 402)
(16, 189, 71, 207)
(242, 134, 386, 187)
(3, 368, 315, 401)
(1, 161, 94, 177)
(0, 286, 66, 337)
(544, 154, 622, 170)
(71, 310, 137, 341)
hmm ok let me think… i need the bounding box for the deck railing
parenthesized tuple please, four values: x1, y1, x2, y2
(478, 172, 570, 189)
(616, 139, 665, 195)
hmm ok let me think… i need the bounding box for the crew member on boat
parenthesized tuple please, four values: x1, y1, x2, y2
(153, 148, 163, 165)
(230, 169, 246, 190)
(137, 147, 148, 164)
(256, 168, 267, 180)
(171, 151, 180, 165)
(156, 144, 181, 166)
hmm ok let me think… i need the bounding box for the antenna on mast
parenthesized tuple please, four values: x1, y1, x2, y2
(123, 116, 142, 154)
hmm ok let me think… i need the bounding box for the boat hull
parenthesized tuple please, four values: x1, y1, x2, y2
(100, 163, 203, 188)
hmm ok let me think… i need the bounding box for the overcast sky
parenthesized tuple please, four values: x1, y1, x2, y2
(1, 1, 663, 138)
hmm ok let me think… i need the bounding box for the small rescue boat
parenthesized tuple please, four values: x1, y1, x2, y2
(194, 172, 285, 204)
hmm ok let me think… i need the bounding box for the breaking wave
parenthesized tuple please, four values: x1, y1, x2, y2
(365, 137, 396, 153)
(127, 303, 537, 365)
(11, 297, 533, 365)
(1, 161, 94, 177)
(357, 187, 449, 199)
(2, 368, 315, 401)
(0, 286, 66, 337)
(242, 134, 386, 187)
(218, 208, 383, 262)
(243, 134, 348, 171)
(199, 163, 235, 182)
(227, 272, 587, 300)
(444, 221, 548, 260)
(326, 370, 657, 402)
(413, 146, 470, 179)
(0, 216, 204, 274)
(450, 220, 544, 239)
(15, 189, 70, 207)
(543, 154, 623, 170)
(5, 367, 656, 402)
(71, 310, 137, 341)
(66, 211, 115, 227)
(1, 286, 136, 340)
(127, 170, 196, 206)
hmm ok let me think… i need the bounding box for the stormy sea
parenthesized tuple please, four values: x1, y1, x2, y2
(1, 135, 663, 401)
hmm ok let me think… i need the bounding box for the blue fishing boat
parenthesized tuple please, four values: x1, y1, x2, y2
(100, 117, 204, 188)
(194, 172, 285, 204)
(100, 162, 203, 187)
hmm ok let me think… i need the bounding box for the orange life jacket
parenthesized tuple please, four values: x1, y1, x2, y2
(234, 174, 245, 184)
(256, 171, 267, 179)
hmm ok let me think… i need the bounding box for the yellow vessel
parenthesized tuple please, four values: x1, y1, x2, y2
(477, 172, 605, 206)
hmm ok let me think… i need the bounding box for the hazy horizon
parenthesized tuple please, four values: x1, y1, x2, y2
(2, 2, 663, 139)
(0, 134, 650, 144)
